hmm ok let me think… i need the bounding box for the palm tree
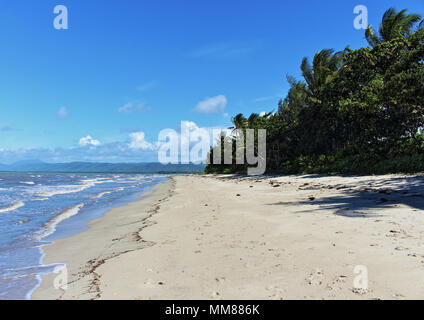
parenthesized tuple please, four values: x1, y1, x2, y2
(300, 49, 342, 97)
(278, 76, 308, 118)
(247, 113, 260, 128)
(365, 8, 423, 47)
(230, 113, 247, 132)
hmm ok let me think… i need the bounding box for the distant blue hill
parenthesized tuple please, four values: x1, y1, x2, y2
(0, 161, 205, 174)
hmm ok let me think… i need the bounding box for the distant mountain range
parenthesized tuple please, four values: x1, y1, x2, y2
(0, 160, 205, 174)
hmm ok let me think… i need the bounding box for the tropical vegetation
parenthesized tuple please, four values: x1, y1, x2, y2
(205, 8, 424, 175)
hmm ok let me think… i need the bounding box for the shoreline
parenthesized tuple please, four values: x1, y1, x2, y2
(32, 177, 175, 300)
(34, 174, 424, 300)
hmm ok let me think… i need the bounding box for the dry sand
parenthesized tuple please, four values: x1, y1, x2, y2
(33, 174, 424, 300)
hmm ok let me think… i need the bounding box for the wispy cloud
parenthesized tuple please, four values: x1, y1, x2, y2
(120, 126, 142, 134)
(0, 125, 17, 132)
(136, 80, 159, 92)
(118, 102, 152, 114)
(189, 43, 252, 59)
(253, 96, 277, 103)
(194, 95, 227, 114)
(57, 106, 69, 119)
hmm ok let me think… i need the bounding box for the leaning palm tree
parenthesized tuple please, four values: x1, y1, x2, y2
(300, 49, 342, 97)
(230, 113, 247, 132)
(365, 8, 423, 47)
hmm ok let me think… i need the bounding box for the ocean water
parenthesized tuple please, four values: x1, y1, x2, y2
(0, 172, 167, 300)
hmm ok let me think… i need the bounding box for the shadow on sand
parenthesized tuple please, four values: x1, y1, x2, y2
(267, 175, 424, 218)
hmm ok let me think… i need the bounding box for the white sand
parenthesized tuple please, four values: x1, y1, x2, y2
(33, 174, 424, 300)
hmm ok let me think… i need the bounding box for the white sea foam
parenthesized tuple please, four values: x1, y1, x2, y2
(37, 203, 84, 240)
(0, 201, 25, 214)
(92, 185, 126, 199)
(31, 197, 49, 202)
(35, 185, 90, 197)
(91, 179, 115, 184)
(92, 191, 112, 199)
(20, 181, 35, 185)
(35, 182, 95, 198)
(35, 178, 115, 198)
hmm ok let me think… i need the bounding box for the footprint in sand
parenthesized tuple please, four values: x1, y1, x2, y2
(326, 275, 347, 291)
(387, 229, 410, 239)
(306, 268, 324, 286)
(215, 277, 226, 284)
(394, 246, 410, 251)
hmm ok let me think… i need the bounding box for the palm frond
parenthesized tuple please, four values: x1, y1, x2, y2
(365, 25, 380, 47)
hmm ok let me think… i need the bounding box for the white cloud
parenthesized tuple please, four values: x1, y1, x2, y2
(180, 120, 231, 146)
(259, 111, 266, 117)
(118, 103, 132, 113)
(118, 102, 151, 114)
(128, 132, 154, 150)
(79, 136, 100, 147)
(194, 95, 227, 114)
(57, 106, 69, 119)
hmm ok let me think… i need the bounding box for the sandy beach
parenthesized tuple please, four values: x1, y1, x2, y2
(33, 174, 424, 300)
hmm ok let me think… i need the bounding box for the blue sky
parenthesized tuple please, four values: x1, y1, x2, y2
(0, 0, 423, 163)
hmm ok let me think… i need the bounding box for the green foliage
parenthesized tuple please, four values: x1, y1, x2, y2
(205, 7, 424, 176)
(365, 8, 423, 47)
